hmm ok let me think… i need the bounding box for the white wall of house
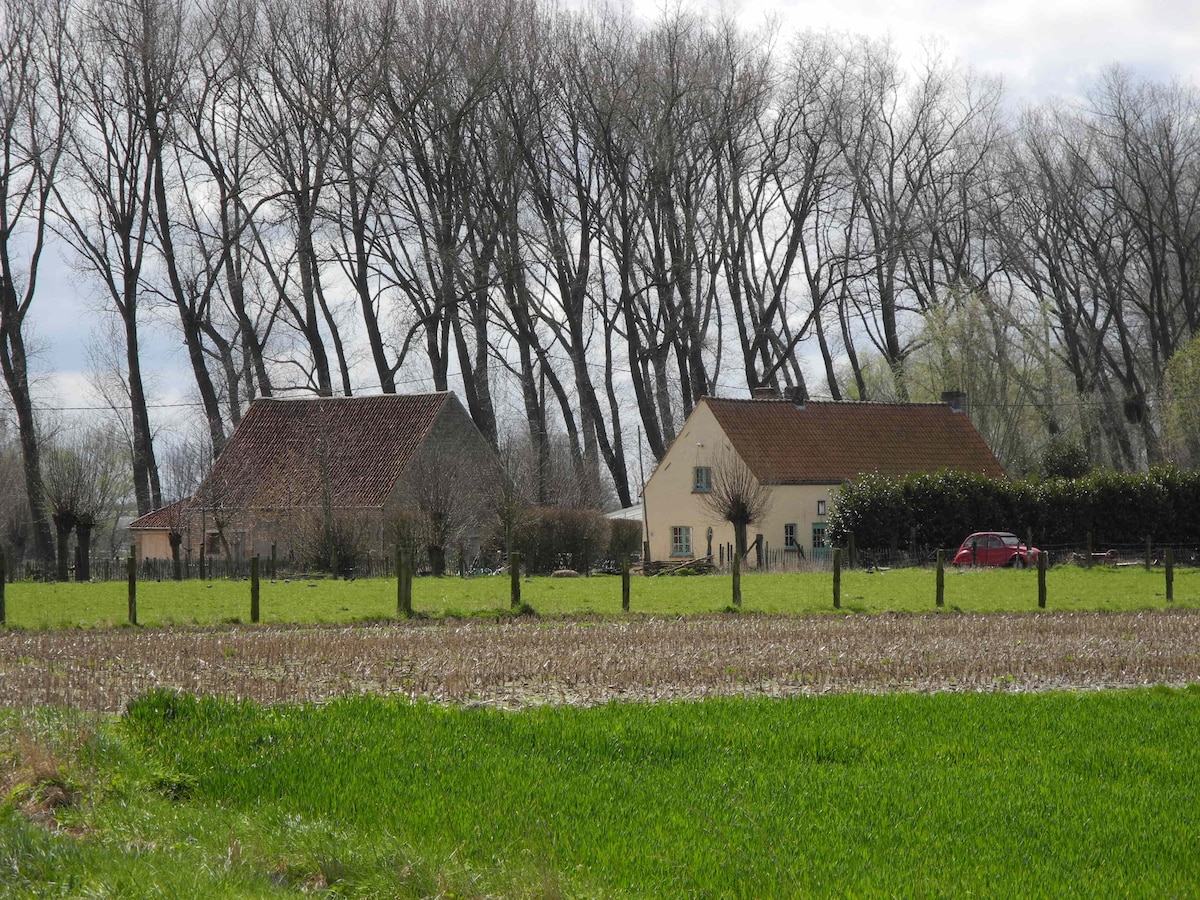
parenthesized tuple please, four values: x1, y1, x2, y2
(643, 402, 836, 565)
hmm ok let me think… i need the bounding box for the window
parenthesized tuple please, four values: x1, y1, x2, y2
(812, 523, 828, 548)
(811, 523, 830, 560)
(817, 499, 827, 517)
(671, 526, 693, 557)
(784, 523, 798, 549)
(692, 466, 712, 493)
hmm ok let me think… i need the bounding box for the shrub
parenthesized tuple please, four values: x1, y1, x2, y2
(513, 507, 611, 574)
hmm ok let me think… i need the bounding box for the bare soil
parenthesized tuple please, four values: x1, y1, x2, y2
(2, 610, 1199, 711)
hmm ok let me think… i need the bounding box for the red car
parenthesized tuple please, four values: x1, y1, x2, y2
(953, 532, 1041, 568)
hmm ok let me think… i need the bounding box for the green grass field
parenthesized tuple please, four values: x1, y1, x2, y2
(3, 688, 1199, 897)
(0, 565, 1196, 627)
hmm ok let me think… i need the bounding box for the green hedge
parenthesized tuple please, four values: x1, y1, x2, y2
(513, 507, 636, 574)
(828, 467, 1200, 551)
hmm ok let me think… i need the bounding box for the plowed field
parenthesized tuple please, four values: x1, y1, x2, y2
(3, 610, 1199, 710)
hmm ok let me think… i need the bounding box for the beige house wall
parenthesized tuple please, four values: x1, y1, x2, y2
(643, 402, 837, 565)
(133, 530, 175, 562)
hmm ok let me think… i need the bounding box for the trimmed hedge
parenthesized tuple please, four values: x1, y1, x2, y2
(513, 507, 636, 574)
(828, 467, 1200, 551)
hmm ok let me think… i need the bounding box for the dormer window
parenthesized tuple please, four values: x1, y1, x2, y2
(693, 466, 712, 493)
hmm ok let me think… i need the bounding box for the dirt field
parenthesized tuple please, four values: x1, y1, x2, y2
(2, 610, 1199, 711)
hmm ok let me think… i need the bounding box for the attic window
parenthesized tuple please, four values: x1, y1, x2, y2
(692, 466, 712, 493)
(817, 500, 827, 517)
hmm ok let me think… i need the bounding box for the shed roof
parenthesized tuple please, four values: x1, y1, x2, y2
(704, 397, 1007, 483)
(195, 393, 453, 510)
(128, 498, 192, 531)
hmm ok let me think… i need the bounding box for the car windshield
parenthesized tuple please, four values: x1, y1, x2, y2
(1000, 534, 1019, 547)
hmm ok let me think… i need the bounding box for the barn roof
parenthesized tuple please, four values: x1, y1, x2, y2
(194, 393, 453, 510)
(703, 397, 1007, 483)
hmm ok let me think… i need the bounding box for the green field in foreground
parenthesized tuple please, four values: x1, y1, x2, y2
(0, 565, 1197, 627)
(2, 688, 1198, 897)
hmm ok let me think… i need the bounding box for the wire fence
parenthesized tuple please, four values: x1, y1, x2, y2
(3, 539, 1199, 584)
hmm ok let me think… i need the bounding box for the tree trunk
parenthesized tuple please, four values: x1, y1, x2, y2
(53, 513, 75, 582)
(0, 326, 54, 566)
(76, 519, 93, 582)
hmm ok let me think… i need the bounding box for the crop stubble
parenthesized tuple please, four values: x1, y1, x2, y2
(2, 610, 1199, 711)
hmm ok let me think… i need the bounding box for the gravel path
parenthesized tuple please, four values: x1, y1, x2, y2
(2, 610, 1199, 711)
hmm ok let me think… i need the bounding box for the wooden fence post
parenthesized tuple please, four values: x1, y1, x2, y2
(833, 547, 842, 609)
(397, 547, 413, 617)
(936, 550, 944, 608)
(0, 548, 6, 626)
(127, 546, 138, 626)
(250, 556, 260, 623)
(199, 544, 206, 581)
(1166, 548, 1174, 603)
(271, 543, 278, 580)
(732, 550, 742, 607)
(1038, 549, 1047, 609)
(1085, 532, 1094, 568)
(621, 554, 630, 612)
(1145, 536, 1152, 572)
(510, 552, 521, 608)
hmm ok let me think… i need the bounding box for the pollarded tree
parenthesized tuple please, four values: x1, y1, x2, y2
(699, 448, 772, 606)
(41, 426, 128, 581)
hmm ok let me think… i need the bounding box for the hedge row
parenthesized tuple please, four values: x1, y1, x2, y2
(510, 507, 642, 574)
(827, 467, 1200, 551)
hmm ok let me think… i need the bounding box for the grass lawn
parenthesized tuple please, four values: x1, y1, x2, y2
(0, 565, 1196, 627)
(2, 688, 1199, 897)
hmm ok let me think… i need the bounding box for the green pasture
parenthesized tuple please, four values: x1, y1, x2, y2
(0, 564, 1196, 627)
(3, 687, 1199, 897)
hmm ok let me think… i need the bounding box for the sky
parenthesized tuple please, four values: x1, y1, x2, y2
(20, 0, 1200, 429)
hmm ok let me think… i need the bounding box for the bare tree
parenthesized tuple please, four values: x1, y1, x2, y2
(0, 0, 70, 566)
(699, 448, 771, 606)
(54, 0, 174, 514)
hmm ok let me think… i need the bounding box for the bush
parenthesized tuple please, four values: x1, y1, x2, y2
(608, 519, 642, 560)
(293, 510, 372, 576)
(512, 507, 611, 574)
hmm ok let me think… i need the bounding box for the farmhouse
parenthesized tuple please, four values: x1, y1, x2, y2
(130, 392, 498, 569)
(642, 392, 1005, 564)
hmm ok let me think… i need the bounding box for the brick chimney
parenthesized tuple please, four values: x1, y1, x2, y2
(941, 390, 968, 413)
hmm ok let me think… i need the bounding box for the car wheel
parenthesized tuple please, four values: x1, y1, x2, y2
(1011, 555, 1027, 569)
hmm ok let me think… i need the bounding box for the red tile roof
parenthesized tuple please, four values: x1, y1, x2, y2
(704, 398, 1006, 483)
(129, 498, 192, 530)
(195, 393, 452, 510)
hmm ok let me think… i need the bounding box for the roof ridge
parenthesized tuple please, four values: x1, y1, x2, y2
(253, 391, 451, 404)
(705, 396, 954, 407)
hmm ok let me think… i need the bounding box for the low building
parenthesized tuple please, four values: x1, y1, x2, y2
(642, 393, 1006, 565)
(130, 392, 499, 570)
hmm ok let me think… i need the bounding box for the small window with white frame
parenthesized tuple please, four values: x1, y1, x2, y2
(692, 466, 712, 493)
(784, 523, 798, 549)
(817, 499, 827, 517)
(671, 526, 693, 557)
